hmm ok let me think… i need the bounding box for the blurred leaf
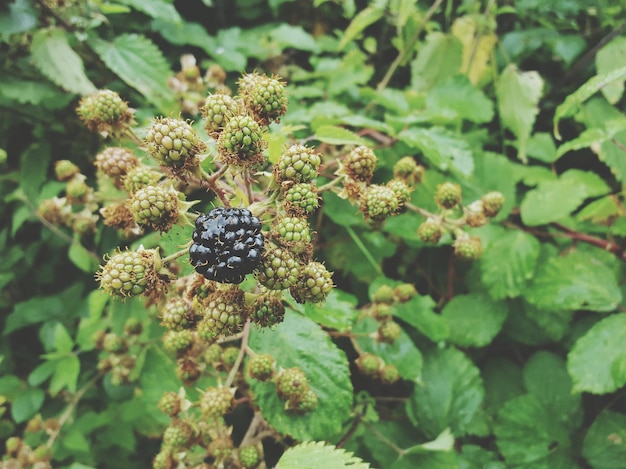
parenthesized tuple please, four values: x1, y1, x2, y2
(596, 36, 626, 104)
(12, 388, 45, 423)
(393, 295, 449, 342)
(426, 75, 493, 123)
(0, 0, 37, 37)
(49, 355, 80, 396)
(497, 64, 543, 162)
(567, 313, 626, 394)
(138, 346, 181, 425)
(302, 289, 359, 332)
(314, 125, 368, 145)
(277, 441, 370, 469)
(19, 142, 50, 203)
(338, 5, 384, 50)
(458, 445, 506, 469)
(69, 242, 99, 273)
(89, 34, 176, 113)
(441, 293, 508, 347)
(407, 347, 484, 438)
(451, 16, 497, 85)
(582, 411, 626, 469)
(119, 0, 182, 21)
(31, 29, 96, 95)
(247, 311, 353, 440)
(494, 394, 577, 469)
(520, 177, 589, 226)
(480, 229, 541, 300)
(354, 317, 423, 381)
(398, 127, 474, 176)
(482, 357, 524, 415)
(322, 192, 366, 227)
(411, 32, 463, 91)
(527, 132, 558, 163)
(270, 24, 318, 51)
(554, 65, 626, 139)
(525, 250, 621, 312)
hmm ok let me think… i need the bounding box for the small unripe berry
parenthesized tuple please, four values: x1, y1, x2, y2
(274, 216, 311, 252)
(94, 147, 138, 181)
(417, 218, 442, 244)
(160, 297, 195, 331)
(222, 346, 240, 367)
(158, 391, 182, 417)
(378, 320, 402, 344)
(96, 248, 161, 298)
(55, 160, 80, 181)
(77, 89, 133, 136)
(251, 294, 285, 328)
(277, 367, 309, 400)
(128, 185, 179, 232)
(357, 353, 383, 377)
(255, 244, 300, 291)
(123, 165, 162, 193)
(381, 364, 400, 384)
(162, 419, 194, 449)
(196, 289, 248, 341)
(387, 178, 412, 207)
(343, 146, 377, 183)
(145, 117, 205, 169)
(454, 235, 483, 261)
(482, 191, 505, 217)
(284, 182, 319, 215)
(5, 436, 21, 455)
(289, 261, 333, 304)
(435, 182, 462, 209)
(202, 93, 239, 136)
(465, 201, 487, 228)
(163, 330, 195, 355)
(360, 184, 399, 221)
(200, 386, 234, 417)
(66, 176, 91, 204)
(394, 283, 417, 302)
(239, 445, 261, 469)
(288, 388, 318, 413)
(247, 353, 276, 381)
(238, 72, 288, 126)
(217, 114, 267, 167)
(372, 284, 395, 305)
(274, 144, 321, 184)
(204, 343, 223, 364)
(102, 333, 127, 354)
(393, 156, 424, 185)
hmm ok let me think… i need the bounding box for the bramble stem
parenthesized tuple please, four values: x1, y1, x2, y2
(345, 226, 382, 274)
(161, 247, 190, 265)
(224, 319, 251, 388)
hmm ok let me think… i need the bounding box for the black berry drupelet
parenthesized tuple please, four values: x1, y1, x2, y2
(189, 207, 264, 284)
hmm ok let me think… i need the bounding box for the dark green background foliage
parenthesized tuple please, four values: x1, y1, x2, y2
(2, 0, 626, 468)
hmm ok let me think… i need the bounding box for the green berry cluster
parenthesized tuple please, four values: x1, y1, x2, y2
(247, 353, 276, 381)
(238, 72, 288, 126)
(76, 89, 134, 136)
(195, 288, 248, 341)
(200, 386, 234, 418)
(128, 185, 180, 232)
(274, 144, 322, 183)
(275, 367, 318, 413)
(160, 297, 195, 331)
(356, 352, 400, 385)
(202, 93, 239, 136)
(96, 248, 159, 298)
(145, 117, 205, 170)
(218, 114, 267, 167)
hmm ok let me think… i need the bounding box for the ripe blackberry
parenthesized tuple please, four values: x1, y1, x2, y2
(189, 207, 264, 284)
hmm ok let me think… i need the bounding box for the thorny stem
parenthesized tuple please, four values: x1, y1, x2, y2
(161, 247, 191, 265)
(404, 202, 433, 218)
(198, 166, 232, 207)
(317, 175, 346, 192)
(376, 0, 446, 93)
(124, 128, 145, 147)
(47, 371, 105, 448)
(244, 169, 255, 205)
(224, 319, 251, 388)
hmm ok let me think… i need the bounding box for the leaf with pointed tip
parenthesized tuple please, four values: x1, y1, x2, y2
(277, 441, 370, 469)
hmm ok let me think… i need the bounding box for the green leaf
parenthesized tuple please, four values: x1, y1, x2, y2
(441, 293, 508, 348)
(0, 76, 68, 108)
(494, 394, 577, 469)
(525, 250, 622, 313)
(527, 132, 558, 163)
(0, 375, 23, 400)
(567, 313, 626, 394)
(322, 192, 366, 227)
(496, 64, 543, 162)
(523, 352, 582, 429)
(302, 289, 359, 332)
(277, 441, 370, 469)
(338, 5, 385, 50)
(407, 347, 484, 438)
(76, 291, 109, 351)
(393, 295, 449, 342)
(394, 430, 458, 469)
(0, 0, 37, 37)
(480, 229, 541, 300)
(138, 346, 181, 425)
(119, 0, 182, 22)
(89, 34, 176, 113)
(595, 37, 626, 104)
(520, 177, 589, 226)
(554, 65, 626, 139)
(398, 127, 474, 176)
(411, 32, 463, 91)
(482, 357, 524, 415)
(354, 317, 423, 381)
(30, 29, 96, 96)
(49, 355, 80, 396)
(270, 24, 318, 52)
(5, 295, 64, 334)
(247, 312, 353, 440)
(426, 75, 494, 124)
(556, 127, 612, 159)
(313, 125, 368, 146)
(459, 444, 506, 469)
(12, 388, 45, 423)
(68, 242, 99, 273)
(19, 143, 50, 203)
(582, 411, 626, 469)
(561, 169, 610, 197)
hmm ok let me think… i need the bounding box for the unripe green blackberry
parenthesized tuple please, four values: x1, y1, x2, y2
(454, 235, 483, 261)
(284, 182, 319, 215)
(145, 117, 205, 169)
(251, 294, 285, 328)
(102, 333, 127, 354)
(201, 93, 239, 136)
(387, 179, 412, 207)
(217, 114, 267, 167)
(32, 444, 52, 462)
(372, 284, 395, 305)
(124, 317, 143, 335)
(77, 89, 133, 135)
(196, 289, 248, 340)
(247, 353, 276, 381)
(96, 249, 158, 298)
(255, 244, 300, 290)
(239, 73, 288, 126)
(274, 216, 311, 252)
(38, 197, 70, 225)
(66, 176, 91, 204)
(94, 147, 138, 182)
(204, 343, 223, 364)
(378, 320, 402, 344)
(277, 367, 309, 400)
(208, 436, 234, 463)
(288, 388, 319, 413)
(435, 182, 462, 209)
(128, 185, 179, 231)
(393, 156, 424, 185)
(222, 346, 240, 367)
(394, 283, 417, 303)
(290, 261, 333, 304)
(381, 364, 400, 384)
(359, 184, 399, 222)
(160, 298, 195, 331)
(123, 166, 162, 193)
(357, 353, 383, 377)
(465, 201, 487, 228)
(274, 144, 322, 183)
(55, 160, 80, 181)
(158, 391, 182, 417)
(153, 450, 173, 469)
(481, 191, 505, 217)
(163, 330, 195, 355)
(239, 445, 261, 469)
(162, 419, 194, 449)
(417, 218, 442, 244)
(177, 357, 201, 383)
(5, 436, 21, 455)
(373, 303, 392, 319)
(200, 386, 234, 417)
(71, 209, 98, 236)
(343, 146, 377, 183)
